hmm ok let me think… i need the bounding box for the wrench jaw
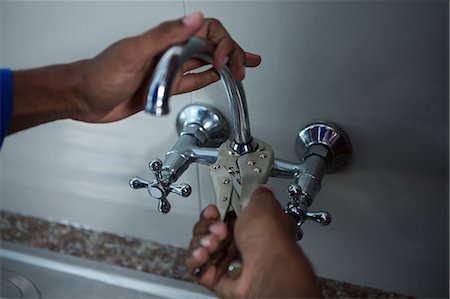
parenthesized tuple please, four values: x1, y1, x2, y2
(210, 139, 274, 220)
(208, 139, 274, 279)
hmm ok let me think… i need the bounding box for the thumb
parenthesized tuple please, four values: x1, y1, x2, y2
(245, 185, 282, 216)
(235, 185, 290, 247)
(137, 12, 204, 56)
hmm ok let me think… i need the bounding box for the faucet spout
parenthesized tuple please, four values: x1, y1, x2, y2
(146, 37, 257, 154)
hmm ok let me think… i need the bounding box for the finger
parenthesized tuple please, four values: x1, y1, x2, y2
(203, 18, 261, 80)
(202, 18, 245, 69)
(248, 185, 282, 211)
(136, 12, 204, 59)
(174, 68, 220, 94)
(229, 45, 247, 81)
(208, 221, 228, 241)
(186, 257, 218, 290)
(192, 218, 220, 236)
(181, 58, 209, 74)
(215, 241, 239, 280)
(183, 51, 260, 73)
(211, 37, 245, 80)
(185, 246, 219, 288)
(189, 233, 221, 254)
(188, 235, 205, 251)
(245, 52, 262, 67)
(185, 246, 209, 271)
(192, 205, 222, 236)
(241, 185, 284, 227)
(212, 36, 235, 70)
(214, 39, 262, 80)
(182, 52, 260, 74)
(208, 215, 239, 276)
(201, 204, 221, 220)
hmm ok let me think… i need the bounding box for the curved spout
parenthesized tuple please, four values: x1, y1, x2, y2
(146, 37, 257, 154)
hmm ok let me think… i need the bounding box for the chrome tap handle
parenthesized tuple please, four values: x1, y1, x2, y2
(129, 158, 192, 214)
(284, 183, 331, 240)
(284, 183, 308, 226)
(306, 211, 331, 226)
(158, 198, 171, 214)
(169, 183, 192, 197)
(129, 176, 150, 189)
(288, 183, 303, 203)
(149, 159, 163, 181)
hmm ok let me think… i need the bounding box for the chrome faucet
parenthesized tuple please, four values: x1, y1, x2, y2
(130, 37, 352, 240)
(146, 37, 257, 154)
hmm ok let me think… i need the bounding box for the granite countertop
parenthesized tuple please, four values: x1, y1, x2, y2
(0, 210, 412, 298)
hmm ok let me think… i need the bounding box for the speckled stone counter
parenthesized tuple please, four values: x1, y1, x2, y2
(0, 210, 412, 298)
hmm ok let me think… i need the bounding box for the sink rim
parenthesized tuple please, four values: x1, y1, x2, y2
(0, 241, 215, 299)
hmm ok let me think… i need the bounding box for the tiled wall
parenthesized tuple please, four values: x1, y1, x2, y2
(1, 1, 448, 298)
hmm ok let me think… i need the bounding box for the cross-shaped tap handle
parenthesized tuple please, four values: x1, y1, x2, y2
(129, 158, 192, 214)
(284, 183, 331, 240)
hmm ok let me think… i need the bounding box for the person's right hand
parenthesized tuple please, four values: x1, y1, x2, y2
(9, 12, 261, 134)
(185, 186, 322, 298)
(73, 12, 261, 124)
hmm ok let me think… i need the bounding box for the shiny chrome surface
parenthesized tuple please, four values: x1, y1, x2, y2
(131, 104, 229, 213)
(146, 38, 209, 116)
(129, 158, 191, 214)
(190, 147, 219, 165)
(296, 122, 352, 173)
(270, 158, 300, 178)
(143, 57, 353, 238)
(306, 211, 331, 226)
(132, 103, 354, 243)
(295, 155, 327, 204)
(176, 104, 228, 147)
(146, 37, 257, 154)
(282, 121, 352, 240)
(284, 182, 331, 240)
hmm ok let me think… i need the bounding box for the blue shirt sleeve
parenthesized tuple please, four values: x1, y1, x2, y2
(0, 68, 13, 148)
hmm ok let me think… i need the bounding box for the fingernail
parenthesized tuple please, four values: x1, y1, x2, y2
(192, 247, 203, 259)
(182, 12, 203, 27)
(200, 235, 212, 247)
(209, 223, 223, 235)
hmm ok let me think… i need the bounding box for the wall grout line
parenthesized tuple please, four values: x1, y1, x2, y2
(182, 0, 202, 214)
(182, 0, 187, 17)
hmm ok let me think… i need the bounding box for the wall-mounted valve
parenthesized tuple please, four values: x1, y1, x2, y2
(130, 104, 228, 214)
(284, 122, 352, 239)
(285, 183, 331, 240)
(130, 37, 353, 243)
(129, 158, 192, 214)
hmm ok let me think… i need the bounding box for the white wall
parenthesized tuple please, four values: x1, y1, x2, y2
(1, 1, 448, 298)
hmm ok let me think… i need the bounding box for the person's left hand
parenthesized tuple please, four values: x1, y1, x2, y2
(73, 12, 261, 123)
(184, 186, 321, 299)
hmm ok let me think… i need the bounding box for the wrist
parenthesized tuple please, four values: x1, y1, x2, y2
(9, 62, 84, 133)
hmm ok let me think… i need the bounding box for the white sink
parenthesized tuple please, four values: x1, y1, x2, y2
(0, 242, 215, 299)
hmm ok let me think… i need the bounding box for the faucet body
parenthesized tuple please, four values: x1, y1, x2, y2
(146, 37, 257, 154)
(131, 38, 352, 240)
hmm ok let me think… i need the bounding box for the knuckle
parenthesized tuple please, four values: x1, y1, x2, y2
(192, 221, 203, 234)
(206, 18, 222, 28)
(151, 20, 179, 39)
